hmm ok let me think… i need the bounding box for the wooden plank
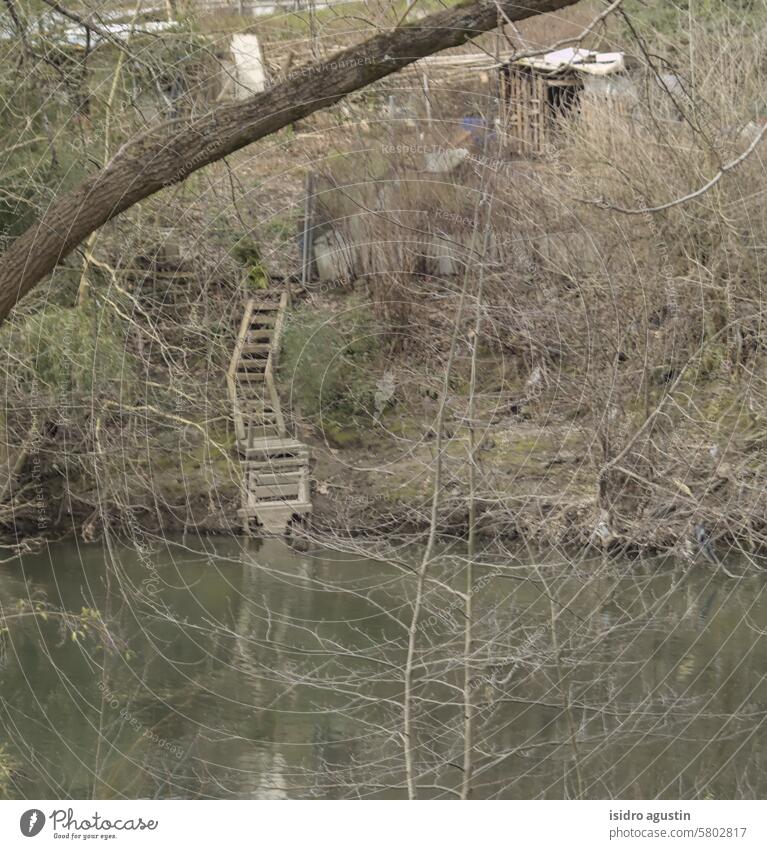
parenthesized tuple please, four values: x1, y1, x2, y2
(250, 483, 301, 498)
(248, 447, 306, 459)
(254, 471, 303, 485)
(243, 459, 307, 471)
(237, 502, 311, 517)
(245, 440, 307, 454)
(243, 449, 305, 461)
(246, 455, 308, 468)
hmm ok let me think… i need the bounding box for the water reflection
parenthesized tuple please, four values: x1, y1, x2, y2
(0, 537, 765, 798)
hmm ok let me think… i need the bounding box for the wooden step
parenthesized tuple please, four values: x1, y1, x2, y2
(251, 471, 303, 485)
(237, 499, 312, 516)
(245, 454, 308, 466)
(241, 456, 307, 470)
(238, 501, 312, 535)
(243, 438, 308, 455)
(248, 481, 301, 498)
(237, 358, 268, 368)
(238, 502, 311, 514)
(243, 446, 308, 459)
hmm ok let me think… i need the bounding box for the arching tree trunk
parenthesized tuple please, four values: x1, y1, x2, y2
(0, 0, 579, 323)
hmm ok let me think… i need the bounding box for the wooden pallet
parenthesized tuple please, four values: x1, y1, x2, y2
(228, 292, 311, 535)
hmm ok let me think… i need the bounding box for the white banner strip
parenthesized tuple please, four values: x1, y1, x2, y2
(3, 800, 767, 848)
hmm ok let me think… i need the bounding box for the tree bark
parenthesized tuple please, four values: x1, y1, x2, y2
(0, 0, 578, 323)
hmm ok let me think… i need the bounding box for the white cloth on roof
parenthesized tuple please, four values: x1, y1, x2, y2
(517, 47, 626, 77)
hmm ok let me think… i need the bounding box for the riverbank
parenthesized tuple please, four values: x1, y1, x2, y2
(2, 371, 759, 565)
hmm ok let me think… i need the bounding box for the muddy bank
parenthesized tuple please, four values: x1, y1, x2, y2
(1, 383, 762, 561)
(304, 416, 761, 561)
(1, 434, 760, 564)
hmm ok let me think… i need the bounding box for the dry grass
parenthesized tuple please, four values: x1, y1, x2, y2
(304, 16, 767, 552)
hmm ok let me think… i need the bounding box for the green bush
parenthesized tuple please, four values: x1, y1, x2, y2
(11, 306, 134, 399)
(280, 301, 380, 438)
(231, 236, 268, 289)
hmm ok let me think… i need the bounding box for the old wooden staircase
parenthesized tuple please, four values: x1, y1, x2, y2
(228, 289, 311, 535)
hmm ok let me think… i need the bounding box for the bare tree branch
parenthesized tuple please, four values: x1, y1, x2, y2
(0, 0, 579, 324)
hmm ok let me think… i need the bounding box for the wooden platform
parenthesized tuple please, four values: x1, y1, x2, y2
(228, 291, 312, 536)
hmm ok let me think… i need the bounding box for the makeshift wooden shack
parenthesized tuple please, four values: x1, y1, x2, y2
(499, 47, 634, 155)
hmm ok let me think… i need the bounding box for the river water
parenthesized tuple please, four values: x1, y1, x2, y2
(1, 537, 766, 799)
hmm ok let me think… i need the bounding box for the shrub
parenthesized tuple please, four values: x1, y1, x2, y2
(280, 300, 380, 439)
(10, 306, 134, 400)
